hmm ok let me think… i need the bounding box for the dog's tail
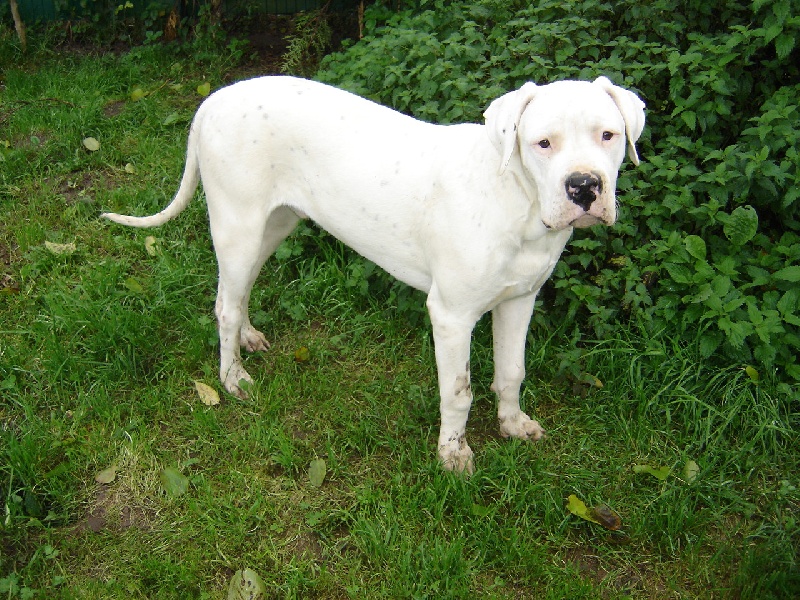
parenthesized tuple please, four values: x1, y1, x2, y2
(101, 125, 200, 228)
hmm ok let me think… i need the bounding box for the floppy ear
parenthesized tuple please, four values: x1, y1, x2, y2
(593, 76, 646, 165)
(483, 82, 538, 174)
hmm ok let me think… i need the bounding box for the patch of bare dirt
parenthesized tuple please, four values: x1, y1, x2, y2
(102, 99, 126, 118)
(564, 546, 672, 597)
(287, 529, 325, 561)
(55, 169, 116, 204)
(0, 240, 15, 269)
(76, 484, 160, 535)
(0, 230, 19, 291)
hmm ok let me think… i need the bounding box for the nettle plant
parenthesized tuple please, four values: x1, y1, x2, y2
(314, 0, 800, 385)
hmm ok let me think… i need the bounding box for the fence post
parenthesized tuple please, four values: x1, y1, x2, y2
(10, 0, 28, 51)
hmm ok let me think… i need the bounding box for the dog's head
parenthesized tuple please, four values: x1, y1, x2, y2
(484, 77, 645, 230)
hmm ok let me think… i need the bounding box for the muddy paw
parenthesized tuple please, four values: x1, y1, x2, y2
(499, 413, 545, 441)
(222, 364, 254, 399)
(439, 437, 475, 475)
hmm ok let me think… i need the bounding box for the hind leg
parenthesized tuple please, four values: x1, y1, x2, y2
(215, 286, 270, 353)
(212, 206, 300, 398)
(214, 283, 271, 352)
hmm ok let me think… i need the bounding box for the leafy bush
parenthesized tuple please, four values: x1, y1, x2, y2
(314, 0, 800, 386)
(280, 7, 334, 76)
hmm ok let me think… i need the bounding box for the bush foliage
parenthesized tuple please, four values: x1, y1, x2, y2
(316, 0, 800, 385)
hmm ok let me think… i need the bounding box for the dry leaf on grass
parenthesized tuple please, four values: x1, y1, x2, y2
(95, 465, 117, 484)
(194, 381, 220, 406)
(44, 241, 76, 255)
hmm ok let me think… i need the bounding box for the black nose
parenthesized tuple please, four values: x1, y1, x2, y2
(566, 172, 603, 210)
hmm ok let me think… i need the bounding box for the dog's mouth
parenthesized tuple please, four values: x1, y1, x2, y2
(570, 214, 604, 228)
(543, 212, 613, 230)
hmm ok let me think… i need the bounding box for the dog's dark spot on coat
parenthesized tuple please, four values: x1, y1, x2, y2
(454, 374, 470, 397)
(447, 433, 466, 446)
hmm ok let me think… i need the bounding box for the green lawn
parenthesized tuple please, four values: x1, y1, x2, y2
(1, 39, 798, 599)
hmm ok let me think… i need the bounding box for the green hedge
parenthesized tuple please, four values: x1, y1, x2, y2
(12, 0, 328, 22)
(315, 0, 800, 386)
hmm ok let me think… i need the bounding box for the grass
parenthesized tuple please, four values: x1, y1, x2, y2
(1, 32, 799, 599)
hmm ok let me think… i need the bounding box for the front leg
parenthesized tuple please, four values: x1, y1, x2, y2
(491, 294, 545, 442)
(427, 290, 480, 474)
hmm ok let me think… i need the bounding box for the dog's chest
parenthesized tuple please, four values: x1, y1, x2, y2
(492, 228, 572, 305)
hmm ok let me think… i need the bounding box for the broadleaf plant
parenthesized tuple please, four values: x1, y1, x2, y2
(316, 0, 800, 387)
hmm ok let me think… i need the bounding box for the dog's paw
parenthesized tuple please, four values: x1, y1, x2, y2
(439, 437, 475, 475)
(222, 364, 254, 399)
(499, 412, 545, 442)
(240, 326, 270, 353)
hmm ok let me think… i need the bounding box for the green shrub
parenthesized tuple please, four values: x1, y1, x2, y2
(315, 0, 800, 386)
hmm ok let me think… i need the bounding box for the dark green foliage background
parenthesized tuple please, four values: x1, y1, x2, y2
(315, 0, 800, 387)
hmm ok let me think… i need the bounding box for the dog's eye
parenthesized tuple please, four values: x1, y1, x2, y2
(538, 139, 551, 149)
(602, 131, 615, 141)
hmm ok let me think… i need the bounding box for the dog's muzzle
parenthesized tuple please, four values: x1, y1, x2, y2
(565, 171, 603, 211)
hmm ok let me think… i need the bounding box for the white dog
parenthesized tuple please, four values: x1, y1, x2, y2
(103, 76, 645, 473)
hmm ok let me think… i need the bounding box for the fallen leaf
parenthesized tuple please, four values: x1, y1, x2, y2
(159, 467, 189, 497)
(587, 374, 604, 388)
(227, 568, 266, 600)
(633, 464, 671, 481)
(567, 495, 623, 530)
(123, 277, 145, 294)
(44, 241, 76, 255)
(197, 82, 211, 97)
(144, 236, 158, 256)
(589, 505, 622, 530)
(194, 381, 220, 406)
(95, 465, 117, 484)
(308, 458, 326, 487)
(294, 346, 310, 363)
(82, 137, 101, 152)
(566, 494, 601, 525)
(683, 460, 699, 483)
(163, 112, 181, 126)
